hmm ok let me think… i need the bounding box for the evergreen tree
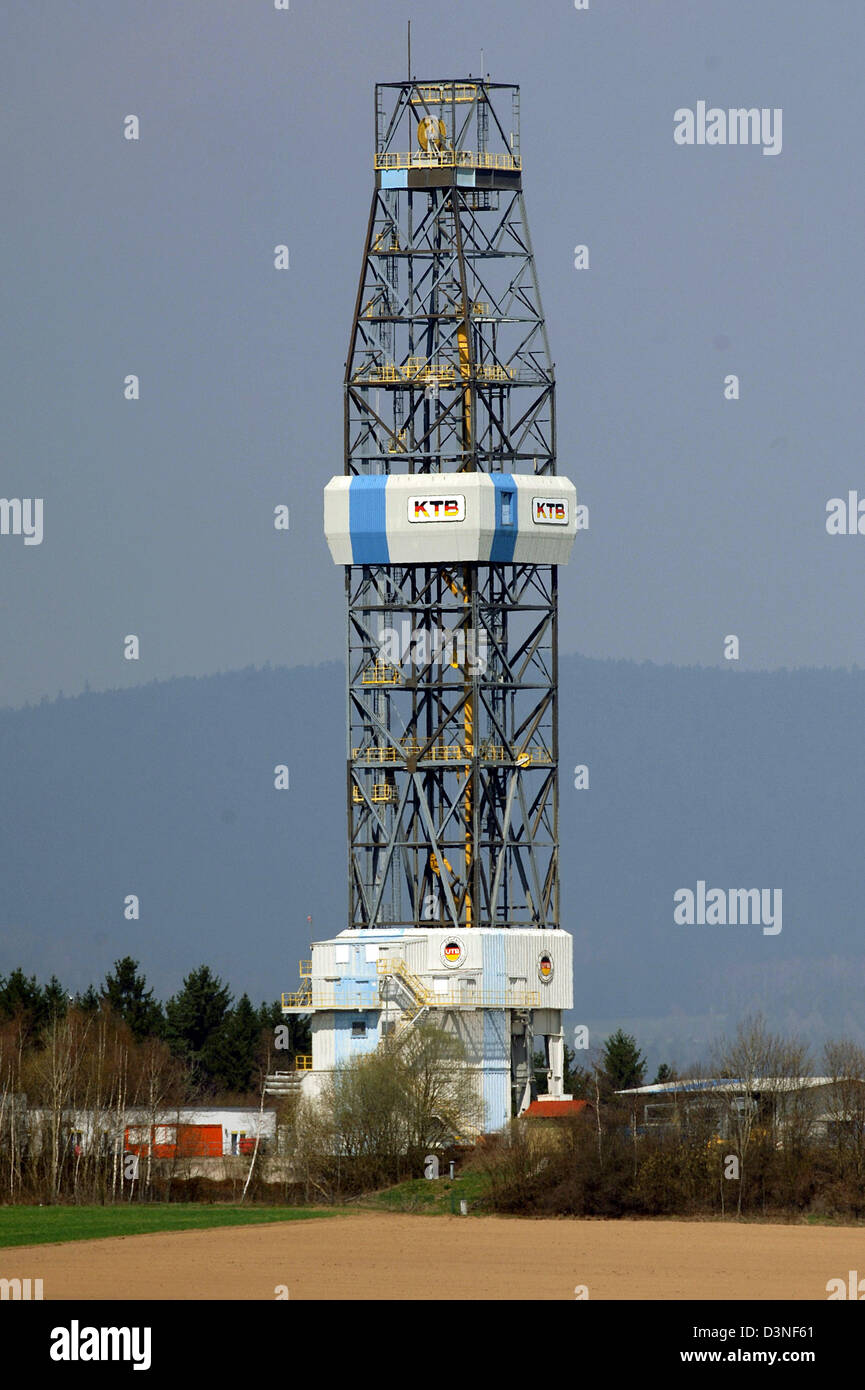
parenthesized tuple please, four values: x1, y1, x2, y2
(164, 964, 232, 1085)
(602, 1028, 647, 1092)
(653, 1061, 674, 1084)
(43, 975, 69, 1021)
(101, 957, 164, 1040)
(258, 1000, 311, 1059)
(0, 968, 44, 1022)
(208, 994, 261, 1093)
(0, 968, 69, 1028)
(256, 998, 285, 1031)
(74, 983, 101, 1015)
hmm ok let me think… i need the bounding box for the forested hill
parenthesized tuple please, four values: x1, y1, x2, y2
(1, 655, 863, 1068)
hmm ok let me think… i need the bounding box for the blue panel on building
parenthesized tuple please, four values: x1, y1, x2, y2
(490, 473, 518, 562)
(380, 170, 408, 189)
(349, 476, 389, 563)
(482, 1010, 511, 1132)
(482, 932, 507, 995)
(334, 1011, 380, 1064)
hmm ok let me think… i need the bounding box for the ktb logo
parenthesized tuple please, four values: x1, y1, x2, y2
(408, 495, 466, 522)
(532, 498, 568, 525)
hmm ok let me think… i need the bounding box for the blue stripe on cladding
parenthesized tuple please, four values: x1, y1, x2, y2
(349, 476, 389, 564)
(334, 1012, 380, 1064)
(482, 1010, 511, 1132)
(490, 474, 517, 562)
(482, 933, 507, 995)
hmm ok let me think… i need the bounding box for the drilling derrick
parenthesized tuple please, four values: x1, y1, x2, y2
(285, 78, 578, 1131)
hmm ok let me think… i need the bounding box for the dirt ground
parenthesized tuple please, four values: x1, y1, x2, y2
(5, 1214, 863, 1300)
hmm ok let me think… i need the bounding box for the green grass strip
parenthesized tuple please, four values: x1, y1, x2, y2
(0, 1203, 344, 1249)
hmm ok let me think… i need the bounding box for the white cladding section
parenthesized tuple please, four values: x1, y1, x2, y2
(324, 473, 577, 566)
(308, 928, 573, 1012)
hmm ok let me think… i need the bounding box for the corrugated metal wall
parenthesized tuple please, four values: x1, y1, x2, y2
(503, 930, 573, 1009)
(482, 1010, 511, 1132)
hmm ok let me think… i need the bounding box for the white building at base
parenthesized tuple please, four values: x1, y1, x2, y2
(283, 926, 572, 1134)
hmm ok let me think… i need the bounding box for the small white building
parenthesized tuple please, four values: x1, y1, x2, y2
(617, 1077, 865, 1142)
(25, 1106, 276, 1159)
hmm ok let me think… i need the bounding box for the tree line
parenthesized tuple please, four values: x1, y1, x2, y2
(282, 1016, 865, 1218)
(0, 957, 310, 1204)
(482, 1016, 865, 1220)
(0, 958, 309, 1095)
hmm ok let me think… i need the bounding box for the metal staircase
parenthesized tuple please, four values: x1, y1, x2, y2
(376, 958, 435, 1041)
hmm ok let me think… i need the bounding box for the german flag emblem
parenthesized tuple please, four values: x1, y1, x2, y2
(538, 953, 554, 983)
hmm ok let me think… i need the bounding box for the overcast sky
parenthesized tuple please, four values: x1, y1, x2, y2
(2, 0, 863, 708)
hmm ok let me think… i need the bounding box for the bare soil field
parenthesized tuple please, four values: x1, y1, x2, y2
(5, 1213, 862, 1300)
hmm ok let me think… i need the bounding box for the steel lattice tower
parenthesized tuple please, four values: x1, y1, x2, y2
(332, 79, 568, 936)
(283, 76, 579, 1128)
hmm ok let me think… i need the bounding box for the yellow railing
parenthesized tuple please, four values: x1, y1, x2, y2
(362, 361, 401, 382)
(372, 229, 400, 252)
(361, 359, 458, 386)
(281, 989, 312, 1010)
(285, 953, 546, 1015)
(352, 745, 401, 764)
(409, 83, 480, 105)
(377, 957, 433, 1004)
(475, 364, 515, 381)
(286, 984, 543, 1011)
(352, 743, 553, 766)
(356, 359, 515, 386)
(428, 745, 469, 763)
(407, 357, 457, 381)
(353, 783, 397, 803)
(516, 747, 554, 766)
(374, 149, 521, 172)
(371, 783, 397, 803)
(351, 744, 468, 764)
(361, 661, 402, 685)
(468, 743, 555, 765)
(376, 958, 542, 1010)
(307, 992, 381, 1009)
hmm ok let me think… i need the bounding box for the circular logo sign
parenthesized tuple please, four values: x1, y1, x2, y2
(441, 938, 465, 968)
(538, 952, 554, 984)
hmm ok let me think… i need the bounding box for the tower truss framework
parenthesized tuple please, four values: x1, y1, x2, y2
(342, 79, 564, 935)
